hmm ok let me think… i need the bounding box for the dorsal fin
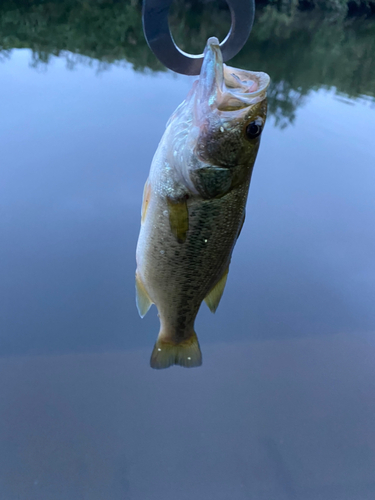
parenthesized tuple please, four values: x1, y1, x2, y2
(204, 266, 229, 313)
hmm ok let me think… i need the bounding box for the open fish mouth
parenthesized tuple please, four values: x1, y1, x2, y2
(220, 65, 270, 109)
(196, 37, 270, 113)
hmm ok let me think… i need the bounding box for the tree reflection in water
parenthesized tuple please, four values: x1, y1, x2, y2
(1, 0, 374, 126)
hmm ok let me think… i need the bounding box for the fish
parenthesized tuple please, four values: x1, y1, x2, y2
(135, 37, 270, 369)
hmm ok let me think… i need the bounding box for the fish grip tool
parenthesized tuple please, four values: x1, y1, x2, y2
(142, 0, 255, 75)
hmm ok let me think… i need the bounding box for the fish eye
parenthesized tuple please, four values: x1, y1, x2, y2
(245, 119, 263, 140)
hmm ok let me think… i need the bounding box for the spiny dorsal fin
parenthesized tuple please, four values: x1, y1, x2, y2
(167, 196, 189, 244)
(135, 272, 153, 318)
(141, 178, 151, 223)
(204, 266, 229, 313)
(150, 333, 202, 369)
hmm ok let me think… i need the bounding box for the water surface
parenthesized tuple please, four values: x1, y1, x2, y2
(1, 5, 375, 499)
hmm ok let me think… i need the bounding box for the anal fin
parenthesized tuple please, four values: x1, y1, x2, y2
(135, 272, 153, 318)
(204, 266, 229, 313)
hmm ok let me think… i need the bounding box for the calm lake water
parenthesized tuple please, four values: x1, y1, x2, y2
(1, 3, 375, 499)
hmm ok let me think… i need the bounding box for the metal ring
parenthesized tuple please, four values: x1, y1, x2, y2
(142, 0, 255, 75)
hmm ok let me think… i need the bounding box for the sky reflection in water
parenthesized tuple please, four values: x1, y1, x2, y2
(1, 47, 375, 499)
(2, 51, 375, 356)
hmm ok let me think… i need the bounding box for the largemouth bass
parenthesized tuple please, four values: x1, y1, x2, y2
(136, 37, 270, 369)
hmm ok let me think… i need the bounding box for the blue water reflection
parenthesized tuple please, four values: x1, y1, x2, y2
(1, 50, 375, 499)
(2, 51, 375, 356)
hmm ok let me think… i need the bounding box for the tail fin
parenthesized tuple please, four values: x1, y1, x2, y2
(150, 333, 202, 369)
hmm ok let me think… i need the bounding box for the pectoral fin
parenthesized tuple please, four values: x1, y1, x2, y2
(141, 178, 151, 223)
(135, 272, 153, 318)
(204, 266, 229, 313)
(167, 197, 189, 244)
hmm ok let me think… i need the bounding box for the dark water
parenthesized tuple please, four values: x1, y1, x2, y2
(1, 2, 375, 499)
